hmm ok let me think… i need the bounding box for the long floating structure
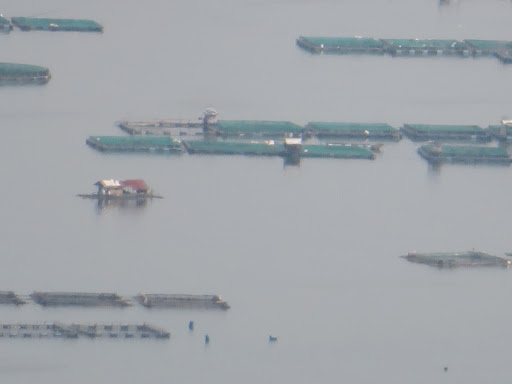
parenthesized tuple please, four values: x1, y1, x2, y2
(11, 17, 103, 32)
(30, 292, 132, 307)
(135, 294, 231, 310)
(401, 124, 491, 142)
(402, 251, 511, 268)
(305, 122, 400, 140)
(417, 143, 511, 164)
(86, 136, 184, 152)
(0, 291, 25, 305)
(0, 323, 170, 339)
(0, 15, 12, 31)
(297, 36, 512, 63)
(0, 63, 51, 85)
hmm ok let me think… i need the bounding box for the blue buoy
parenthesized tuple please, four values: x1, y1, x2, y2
(205, 334, 210, 344)
(188, 321, 194, 331)
(269, 335, 278, 343)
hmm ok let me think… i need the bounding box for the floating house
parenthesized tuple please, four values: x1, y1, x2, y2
(86, 136, 183, 152)
(78, 179, 162, 200)
(0, 322, 170, 339)
(134, 294, 231, 310)
(402, 251, 511, 268)
(305, 122, 400, 140)
(382, 39, 469, 56)
(0, 291, 25, 305)
(296, 36, 384, 54)
(11, 17, 103, 32)
(0, 15, 12, 31)
(30, 292, 132, 307)
(0, 62, 51, 85)
(401, 124, 490, 142)
(417, 143, 511, 164)
(212, 120, 304, 138)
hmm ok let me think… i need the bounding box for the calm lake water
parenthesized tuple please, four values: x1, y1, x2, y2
(1, 0, 512, 383)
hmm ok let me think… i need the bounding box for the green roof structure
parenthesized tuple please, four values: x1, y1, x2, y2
(0, 15, 12, 31)
(215, 120, 304, 137)
(11, 17, 103, 32)
(0, 62, 51, 85)
(305, 122, 399, 139)
(300, 145, 374, 159)
(464, 39, 512, 54)
(418, 144, 511, 164)
(183, 141, 286, 156)
(401, 124, 490, 141)
(296, 36, 384, 53)
(86, 136, 183, 152)
(402, 251, 510, 268)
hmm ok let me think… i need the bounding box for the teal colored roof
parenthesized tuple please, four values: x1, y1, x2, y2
(184, 141, 285, 156)
(0, 15, 10, 25)
(404, 124, 484, 134)
(216, 120, 304, 135)
(404, 251, 509, 266)
(382, 39, 466, 49)
(0, 62, 49, 76)
(11, 17, 103, 32)
(87, 136, 182, 149)
(464, 40, 512, 50)
(488, 125, 512, 135)
(306, 122, 396, 133)
(301, 145, 374, 159)
(298, 36, 383, 49)
(421, 144, 509, 158)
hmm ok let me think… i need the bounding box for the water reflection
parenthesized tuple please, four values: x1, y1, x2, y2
(94, 197, 150, 214)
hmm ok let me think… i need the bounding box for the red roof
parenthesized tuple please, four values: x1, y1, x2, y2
(119, 179, 149, 191)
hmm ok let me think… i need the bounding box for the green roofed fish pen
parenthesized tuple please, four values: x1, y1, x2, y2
(86, 136, 183, 153)
(296, 36, 384, 54)
(417, 143, 511, 164)
(464, 40, 512, 55)
(11, 17, 103, 32)
(0, 15, 12, 31)
(382, 39, 469, 56)
(401, 124, 490, 142)
(213, 120, 304, 137)
(0, 63, 51, 85)
(305, 122, 400, 140)
(402, 251, 511, 268)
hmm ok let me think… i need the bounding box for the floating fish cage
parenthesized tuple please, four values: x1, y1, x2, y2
(300, 144, 374, 159)
(0, 15, 12, 31)
(464, 39, 512, 56)
(183, 140, 285, 156)
(0, 291, 25, 305)
(30, 292, 132, 307)
(402, 251, 511, 268)
(296, 36, 384, 54)
(488, 122, 512, 141)
(212, 120, 304, 138)
(117, 120, 203, 136)
(135, 294, 231, 310)
(86, 136, 184, 153)
(401, 124, 491, 142)
(382, 39, 469, 56)
(11, 17, 103, 32)
(417, 144, 511, 164)
(304, 122, 400, 140)
(0, 62, 51, 85)
(0, 322, 170, 340)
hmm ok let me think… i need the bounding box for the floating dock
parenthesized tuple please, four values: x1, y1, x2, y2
(11, 17, 103, 32)
(382, 39, 469, 56)
(300, 144, 374, 159)
(417, 143, 511, 164)
(0, 291, 25, 305)
(401, 124, 490, 142)
(0, 322, 170, 339)
(402, 251, 511, 268)
(213, 120, 304, 138)
(30, 292, 132, 307)
(0, 15, 12, 31)
(304, 122, 400, 140)
(135, 294, 231, 310)
(86, 136, 183, 153)
(0, 63, 51, 85)
(117, 120, 203, 136)
(296, 36, 384, 54)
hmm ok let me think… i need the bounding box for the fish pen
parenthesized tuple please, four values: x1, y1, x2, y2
(401, 124, 490, 142)
(493, 50, 512, 64)
(402, 251, 511, 268)
(300, 144, 375, 159)
(0, 323, 170, 339)
(86, 136, 184, 153)
(296, 36, 384, 54)
(212, 120, 304, 138)
(417, 143, 511, 164)
(0, 63, 51, 85)
(464, 40, 512, 55)
(30, 292, 132, 307)
(117, 120, 203, 136)
(183, 140, 286, 156)
(11, 17, 103, 32)
(134, 294, 231, 310)
(0, 15, 12, 31)
(488, 121, 512, 141)
(304, 122, 400, 140)
(381, 39, 469, 56)
(0, 291, 25, 305)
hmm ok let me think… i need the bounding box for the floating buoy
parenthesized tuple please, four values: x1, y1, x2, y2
(443, 366, 448, 372)
(205, 334, 210, 344)
(188, 321, 194, 331)
(269, 335, 278, 343)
